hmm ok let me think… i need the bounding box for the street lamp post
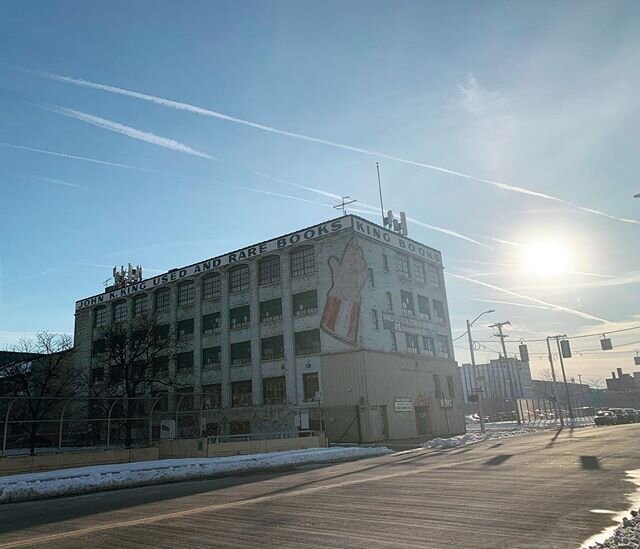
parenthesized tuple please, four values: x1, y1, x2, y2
(466, 309, 494, 434)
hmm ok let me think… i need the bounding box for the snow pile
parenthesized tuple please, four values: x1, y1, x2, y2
(424, 428, 537, 449)
(0, 446, 392, 504)
(586, 509, 640, 548)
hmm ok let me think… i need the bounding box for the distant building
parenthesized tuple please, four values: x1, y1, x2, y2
(73, 215, 465, 442)
(605, 367, 640, 408)
(460, 358, 532, 416)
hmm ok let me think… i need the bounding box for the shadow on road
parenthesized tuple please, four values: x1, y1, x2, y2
(484, 454, 512, 466)
(580, 455, 602, 470)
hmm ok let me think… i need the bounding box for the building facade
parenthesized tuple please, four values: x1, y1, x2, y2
(73, 215, 464, 441)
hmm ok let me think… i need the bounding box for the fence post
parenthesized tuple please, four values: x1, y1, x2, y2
(175, 394, 187, 439)
(148, 396, 163, 446)
(199, 392, 209, 438)
(2, 398, 17, 457)
(106, 398, 120, 449)
(58, 399, 72, 450)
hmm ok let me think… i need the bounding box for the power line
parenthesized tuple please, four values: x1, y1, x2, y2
(472, 325, 640, 345)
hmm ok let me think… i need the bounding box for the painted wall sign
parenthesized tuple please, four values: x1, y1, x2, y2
(353, 218, 442, 265)
(382, 311, 429, 334)
(321, 238, 368, 346)
(76, 217, 352, 310)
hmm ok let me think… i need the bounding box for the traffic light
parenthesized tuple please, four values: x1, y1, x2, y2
(519, 344, 529, 362)
(560, 339, 572, 358)
(600, 337, 613, 351)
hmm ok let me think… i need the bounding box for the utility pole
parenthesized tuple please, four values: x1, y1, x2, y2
(467, 319, 485, 434)
(333, 196, 357, 216)
(490, 321, 521, 425)
(554, 335, 575, 422)
(545, 337, 564, 427)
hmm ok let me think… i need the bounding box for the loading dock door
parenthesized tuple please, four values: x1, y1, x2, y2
(415, 406, 429, 435)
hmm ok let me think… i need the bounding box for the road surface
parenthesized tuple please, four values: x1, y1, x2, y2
(1, 425, 639, 548)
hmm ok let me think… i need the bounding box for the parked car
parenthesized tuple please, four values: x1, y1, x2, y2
(609, 408, 628, 424)
(594, 410, 618, 426)
(624, 409, 639, 423)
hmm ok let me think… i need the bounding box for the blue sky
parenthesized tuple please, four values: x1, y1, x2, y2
(1, 1, 639, 382)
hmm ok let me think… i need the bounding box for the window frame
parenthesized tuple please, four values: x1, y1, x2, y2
(229, 265, 250, 293)
(405, 333, 419, 354)
(202, 274, 221, 300)
(401, 290, 415, 315)
(397, 253, 411, 279)
(261, 334, 285, 361)
(258, 255, 281, 286)
(94, 306, 107, 328)
(177, 281, 195, 306)
(292, 290, 318, 317)
(303, 372, 319, 402)
(113, 300, 128, 323)
(263, 376, 287, 405)
(202, 312, 221, 335)
(155, 288, 171, 312)
(294, 329, 321, 356)
(230, 305, 251, 330)
(177, 318, 194, 340)
(202, 346, 222, 369)
(290, 246, 315, 278)
(414, 259, 426, 285)
(260, 298, 283, 323)
(230, 340, 252, 366)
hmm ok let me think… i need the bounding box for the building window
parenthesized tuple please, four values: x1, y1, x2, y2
(230, 420, 251, 434)
(390, 332, 398, 351)
(132, 294, 148, 317)
(202, 346, 221, 369)
(230, 305, 250, 329)
(397, 253, 411, 279)
(385, 292, 394, 312)
(153, 356, 169, 376)
(176, 387, 194, 411)
(382, 254, 390, 272)
(406, 334, 419, 354)
(368, 268, 375, 288)
(230, 341, 252, 365)
(261, 335, 284, 361)
(260, 298, 282, 323)
(203, 383, 222, 408)
(154, 323, 170, 342)
(263, 376, 286, 405)
(177, 351, 194, 373)
(295, 329, 321, 356)
(113, 300, 128, 323)
(437, 335, 451, 358)
(290, 246, 315, 277)
(417, 295, 431, 319)
(371, 309, 379, 330)
(258, 256, 280, 286)
(447, 375, 456, 398)
(231, 380, 252, 407)
(202, 312, 221, 335)
(414, 260, 426, 285)
(91, 367, 104, 384)
(433, 300, 447, 324)
(229, 265, 250, 293)
(292, 290, 318, 317)
(92, 338, 106, 357)
(433, 374, 443, 398)
(177, 318, 194, 340)
(422, 336, 435, 356)
(401, 290, 415, 315)
(94, 307, 107, 328)
(303, 372, 319, 402)
(155, 289, 170, 312)
(178, 281, 195, 306)
(428, 264, 441, 288)
(202, 274, 221, 300)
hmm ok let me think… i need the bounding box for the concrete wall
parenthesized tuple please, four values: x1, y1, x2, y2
(321, 350, 465, 442)
(0, 447, 159, 477)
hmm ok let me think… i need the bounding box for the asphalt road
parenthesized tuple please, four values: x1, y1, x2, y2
(1, 425, 640, 549)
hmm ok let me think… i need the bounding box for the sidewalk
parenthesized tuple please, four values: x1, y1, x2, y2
(0, 446, 392, 504)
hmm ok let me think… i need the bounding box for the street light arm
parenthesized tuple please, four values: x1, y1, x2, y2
(470, 309, 495, 328)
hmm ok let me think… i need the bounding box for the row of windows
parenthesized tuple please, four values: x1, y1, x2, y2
(93, 329, 322, 368)
(434, 374, 456, 399)
(403, 334, 451, 358)
(377, 291, 447, 324)
(385, 252, 440, 288)
(88, 373, 320, 407)
(96, 289, 319, 329)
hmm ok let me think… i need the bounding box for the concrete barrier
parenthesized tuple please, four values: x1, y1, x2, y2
(0, 447, 159, 477)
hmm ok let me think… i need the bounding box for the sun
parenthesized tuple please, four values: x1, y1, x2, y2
(522, 240, 571, 277)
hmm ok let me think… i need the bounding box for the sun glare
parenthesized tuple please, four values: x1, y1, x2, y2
(522, 240, 571, 277)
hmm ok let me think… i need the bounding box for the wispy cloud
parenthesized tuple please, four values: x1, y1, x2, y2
(44, 105, 217, 160)
(447, 271, 610, 323)
(33, 175, 84, 189)
(470, 297, 554, 311)
(34, 70, 640, 226)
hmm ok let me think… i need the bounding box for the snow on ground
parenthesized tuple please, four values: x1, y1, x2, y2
(424, 428, 538, 449)
(0, 446, 392, 504)
(584, 508, 640, 549)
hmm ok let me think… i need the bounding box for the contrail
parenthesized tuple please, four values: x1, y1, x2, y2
(34, 176, 84, 189)
(44, 105, 217, 160)
(36, 70, 640, 225)
(0, 141, 160, 172)
(447, 272, 610, 323)
(470, 298, 554, 311)
(473, 234, 524, 247)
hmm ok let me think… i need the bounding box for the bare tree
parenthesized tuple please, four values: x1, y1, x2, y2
(92, 313, 183, 447)
(1, 332, 76, 454)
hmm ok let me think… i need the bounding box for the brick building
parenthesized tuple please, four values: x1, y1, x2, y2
(73, 215, 464, 442)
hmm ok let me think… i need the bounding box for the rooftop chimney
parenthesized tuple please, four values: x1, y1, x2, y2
(611, 371, 616, 379)
(617, 367, 624, 378)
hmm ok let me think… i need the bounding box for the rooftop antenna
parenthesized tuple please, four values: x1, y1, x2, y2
(376, 162, 385, 225)
(333, 195, 357, 215)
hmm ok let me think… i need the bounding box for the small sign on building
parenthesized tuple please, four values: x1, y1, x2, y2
(395, 398, 413, 412)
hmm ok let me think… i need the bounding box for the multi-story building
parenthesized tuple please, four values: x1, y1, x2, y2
(73, 215, 464, 442)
